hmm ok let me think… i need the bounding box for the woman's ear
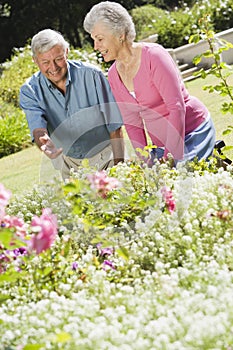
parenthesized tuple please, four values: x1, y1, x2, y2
(119, 34, 125, 43)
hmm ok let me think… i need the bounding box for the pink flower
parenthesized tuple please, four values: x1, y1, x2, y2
(3, 215, 27, 237)
(87, 170, 120, 198)
(103, 259, 116, 271)
(0, 184, 11, 221)
(96, 243, 114, 257)
(161, 186, 176, 213)
(29, 208, 58, 254)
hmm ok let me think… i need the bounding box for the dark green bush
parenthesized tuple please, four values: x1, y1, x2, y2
(131, 5, 197, 48)
(191, 0, 233, 32)
(131, 1, 233, 49)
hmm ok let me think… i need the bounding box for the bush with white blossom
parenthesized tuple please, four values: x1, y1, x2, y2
(1, 158, 233, 349)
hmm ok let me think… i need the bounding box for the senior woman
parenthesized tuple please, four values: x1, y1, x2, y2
(83, 1, 216, 165)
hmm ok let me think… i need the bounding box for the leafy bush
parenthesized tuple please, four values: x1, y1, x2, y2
(0, 46, 37, 107)
(131, 5, 198, 48)
(192, 0, 233, 32)
(0, 109, 31, 157)
(131, 1, 233, 49)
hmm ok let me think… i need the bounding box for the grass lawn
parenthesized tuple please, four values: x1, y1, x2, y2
(0, 74, 232, 197)
(0, 145, 62, 197)
(185, 74, 233, 150)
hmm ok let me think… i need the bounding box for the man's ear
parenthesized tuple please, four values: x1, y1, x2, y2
(33, 56, 38, 65)
(65, 47, 69, 59)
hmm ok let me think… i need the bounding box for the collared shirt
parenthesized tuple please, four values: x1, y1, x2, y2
(20, 60, 123, 158)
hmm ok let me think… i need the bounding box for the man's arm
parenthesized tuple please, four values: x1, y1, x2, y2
(33, 128, 63, 159)
(109, 127, 125, 165)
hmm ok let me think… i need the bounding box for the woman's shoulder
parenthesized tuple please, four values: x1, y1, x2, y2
(141, 42, 175, 69)
(141, 42, 166, 56)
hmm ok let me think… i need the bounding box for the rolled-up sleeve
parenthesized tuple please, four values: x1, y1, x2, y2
(20, 79, 47, 140)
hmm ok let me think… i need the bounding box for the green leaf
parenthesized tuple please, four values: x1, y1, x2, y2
(189, 34, 200, 44)
(193, 55, 202, 65)
(223, 146, 233, 151)
(0, 294, 10, 304)
(116, 246, 129, 261)
(23, 344, 45, 350)
(223, 128, 233, 136)
(0, 272, 19, 284)
(55, 332, 72, 343)
(0, 229, 24, 249)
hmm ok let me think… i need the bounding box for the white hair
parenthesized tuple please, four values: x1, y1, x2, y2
(31, 29, 69, 57)
(83, 1, 136, 43)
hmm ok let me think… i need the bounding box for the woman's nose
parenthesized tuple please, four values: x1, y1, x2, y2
(94, 41, 99, 51)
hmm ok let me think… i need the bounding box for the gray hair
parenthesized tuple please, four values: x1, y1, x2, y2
(31, 29, 69, 57)
(83, 1, 136, 43)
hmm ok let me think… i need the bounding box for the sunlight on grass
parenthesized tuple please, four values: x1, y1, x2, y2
(0, 146, 62, 196)
(186, 74, 233, 159)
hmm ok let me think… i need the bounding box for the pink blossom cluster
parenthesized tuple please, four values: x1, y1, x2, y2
(29, 208, 58, 254)
(87, 170, 120, 198)
(0, 183, 58, 270)
(0, 183, 11, 221)
(3, 215, 28, 237)
(161, 186, 176, 213)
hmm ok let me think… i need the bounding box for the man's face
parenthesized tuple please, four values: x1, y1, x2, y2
(34, 45, 68, 86)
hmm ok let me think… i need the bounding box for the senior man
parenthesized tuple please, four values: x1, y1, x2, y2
(20, 29, 124, 180)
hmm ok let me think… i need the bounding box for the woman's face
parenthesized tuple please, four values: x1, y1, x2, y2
(90, 22, 122, 62)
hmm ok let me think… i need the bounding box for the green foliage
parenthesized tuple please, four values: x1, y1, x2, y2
(131, 4, 204, 48)
(131, 1, 233, 49)
(189, 15, 233, 134)
(0, 109, 31, 157)
(0, 46, 37, 107)
(0, 48, 34, 157)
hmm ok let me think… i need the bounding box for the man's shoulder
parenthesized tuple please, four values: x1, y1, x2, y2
(20, 71, 42, 89)
(68, 60, 102, 73)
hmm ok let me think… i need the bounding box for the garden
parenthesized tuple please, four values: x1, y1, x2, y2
(1, 4, 233, 350)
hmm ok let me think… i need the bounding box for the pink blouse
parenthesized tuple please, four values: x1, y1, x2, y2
(108, 43, 208, 160)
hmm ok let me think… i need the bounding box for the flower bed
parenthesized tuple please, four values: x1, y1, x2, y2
(1, 159, 233, 349)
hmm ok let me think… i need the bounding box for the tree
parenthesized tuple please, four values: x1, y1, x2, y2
(0, 0, 147, 64)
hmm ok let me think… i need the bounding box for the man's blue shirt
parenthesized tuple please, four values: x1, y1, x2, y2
(20, 60, 123, 158)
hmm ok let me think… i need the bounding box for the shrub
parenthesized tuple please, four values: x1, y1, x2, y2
(191, 0, 233, 32)
(132, 5, 198, 48)
(0, 109, 31, 157)
(0, 46, 37, 107)
(131, 1, 233, 49)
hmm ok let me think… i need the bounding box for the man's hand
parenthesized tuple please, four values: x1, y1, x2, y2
(39, 134, 63, 159)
